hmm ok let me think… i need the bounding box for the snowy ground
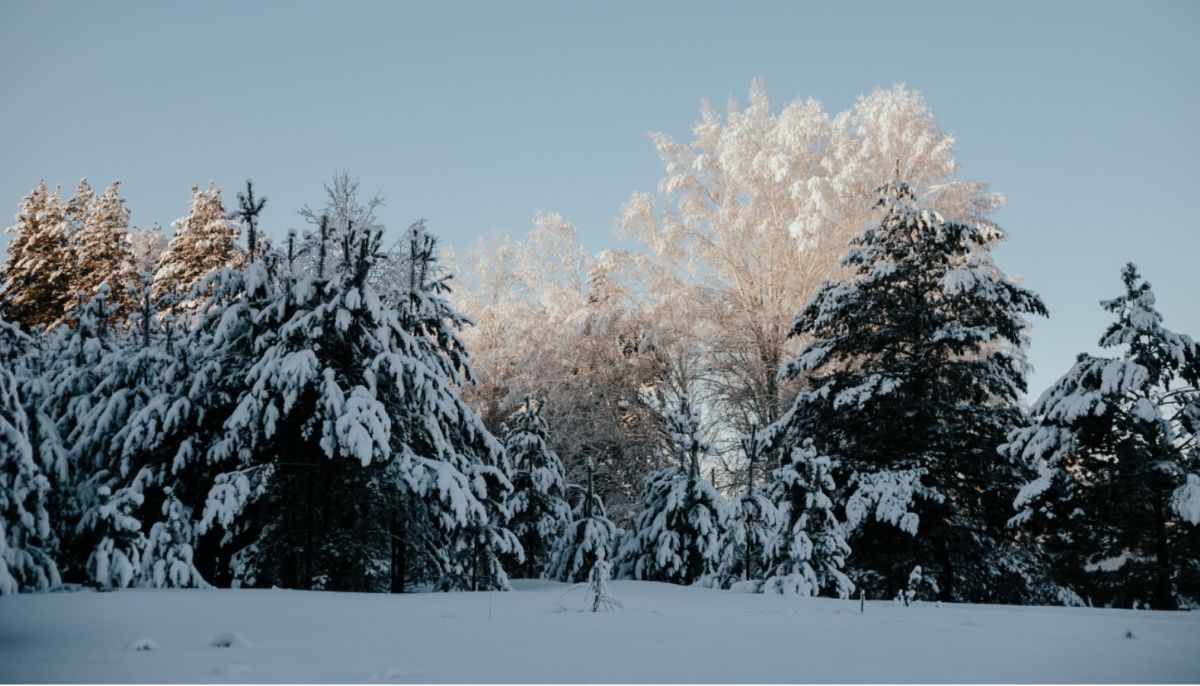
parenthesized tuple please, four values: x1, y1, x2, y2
(1, 580, 1198, 683)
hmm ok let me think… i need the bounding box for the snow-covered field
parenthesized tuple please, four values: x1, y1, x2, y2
(2, 580, 1198, 683)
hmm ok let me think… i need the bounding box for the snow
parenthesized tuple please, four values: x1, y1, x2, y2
(1174, 473, 1200, 525)
(2, 582, 1198, 683)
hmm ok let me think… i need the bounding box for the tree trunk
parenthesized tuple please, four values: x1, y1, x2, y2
(1151, 494, 1177, 610)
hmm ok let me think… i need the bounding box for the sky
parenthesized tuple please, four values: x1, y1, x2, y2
(1, 0, 1197, 398)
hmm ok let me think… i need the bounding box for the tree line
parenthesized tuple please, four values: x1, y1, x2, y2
(1, 82, 1197, 608)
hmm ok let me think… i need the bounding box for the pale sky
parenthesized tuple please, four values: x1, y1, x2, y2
(1, 0, 1197, 397)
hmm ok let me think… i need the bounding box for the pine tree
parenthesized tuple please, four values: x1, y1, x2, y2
(503, 396, 571, 578)
(549, 458, 621, 583)
(715, 425, 780, 587)
(1, 181, 74, 330)
(153, 183, 243, 302)
(201, 218, 511, 593)
(762, 439, 853, 597)
(235, 179, 267, 264)
(0, 315, 61, 594)
(41, 287, 120, 581)
(761, 179, 1048, 602)
(617, 398, 728, 584)
(68, 276, 210, 589)
(73, 180, 136, 317)
(1004, 264, 1200, 609)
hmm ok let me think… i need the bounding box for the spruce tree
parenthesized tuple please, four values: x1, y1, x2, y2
(762, 439, 853, 597)
(549, 458, 621, 583)
(0, 316, 60, 594)
(235, 179, 267, 264)
(616, 398, 728, 584)
(201, 218, 511, 592)
(1004, 264, 1200, 609)
(1, 181, 74, 330)
(716, 425, 780, 587)
(762, 179, 1048, 602)
(503, 396, 571, 578)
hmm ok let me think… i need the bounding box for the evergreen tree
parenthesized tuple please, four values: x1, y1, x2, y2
(40, 288, 119, 581)
(69, 277, 209, 589)
(73, 180, 136, 317)
(153, 183, 243, 302)
(235, 179, 268, 264)
(762, 439, 853, 597)
(1004, 264, 1200, 609)
(1, 181, 74, 330)
(549, 458, 621, 583)
(201, 218, 511, 593)
(64, 178, 96, 236)
(617, 398, 728, 584)
(503, 396, 571, 578)
(761, 179, 1048, 602)
(715, 425, 780, 587)
(0, 316, 60, 594)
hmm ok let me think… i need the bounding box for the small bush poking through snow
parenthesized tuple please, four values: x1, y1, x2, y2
(210, 632, 251, 648)
(125, 638, 158, 652)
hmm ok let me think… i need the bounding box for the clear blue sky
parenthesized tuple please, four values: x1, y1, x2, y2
(1, 0, 1197, 398)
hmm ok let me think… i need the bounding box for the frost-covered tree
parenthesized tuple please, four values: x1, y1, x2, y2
(1004, 264, 1200, 609)
(549, 459, 621, 583)
(0, 316, 60, 594)
(453, 215, 668, 521)
(1, 181, 74, 330)
(620, 82, 1006, 464)
(762, 179, 1048, 602)
(762, 439, 852, 597)
(72, 180, 136, 316)
(128, 225, 168, 278)
(153, 183, 243, 301)
(503, 396, 571, 578)
(617, 398, 728, 584)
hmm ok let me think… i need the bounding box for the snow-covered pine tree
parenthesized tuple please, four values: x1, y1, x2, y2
(503, 396, 571, 578)
(1004, 264, 1200, 609)
(235, 179, 267, 264)
(549, 458, 621, 583)
(617, 397, 728, 585)
(0, 181, 74, 330)
(39, 287, 119, 580)
(761, 179, 1048, 603)
(64, 178, 96, 233)
(153, 183, 243, 302)
(391, 222, 518, 592)
(716, 424, 780, 587)
(439, 458, 522, 592)
(0, 315, 61, 594)
(68, 276, 209, 589)
(202, 215, 510, 593)
(72, 180, 136, 317)
(761, 439, 853, 597)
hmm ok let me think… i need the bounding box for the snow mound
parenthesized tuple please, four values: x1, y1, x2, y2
(209, 632, 251, 648)
(124, 638, 158, 652)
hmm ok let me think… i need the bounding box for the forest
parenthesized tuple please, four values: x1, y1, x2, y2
(1, 83, 1197, 610)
